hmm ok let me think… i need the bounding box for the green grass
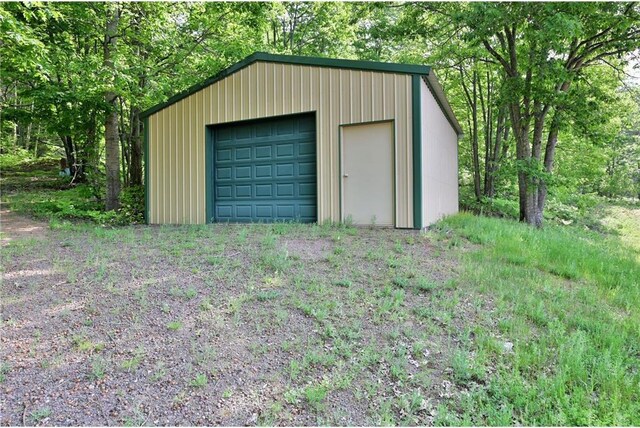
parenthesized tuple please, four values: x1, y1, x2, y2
(433, 212, 640, 425)
(166, 321, 183, 331)
(189, 373, 208, 388)
(29, 407, 52, 424)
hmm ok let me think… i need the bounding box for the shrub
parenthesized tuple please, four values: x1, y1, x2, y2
(118, 185, 145, 224)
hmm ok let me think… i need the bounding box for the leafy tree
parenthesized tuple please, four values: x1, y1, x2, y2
(447, 2, 640, 226)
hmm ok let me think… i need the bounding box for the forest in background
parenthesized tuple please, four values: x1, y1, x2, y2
(1, 2, 639, 227)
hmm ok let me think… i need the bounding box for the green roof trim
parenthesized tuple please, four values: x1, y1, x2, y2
(140, 52, 432, 119)
(412, 75, 423, 229)
(143, 116, 150, 223)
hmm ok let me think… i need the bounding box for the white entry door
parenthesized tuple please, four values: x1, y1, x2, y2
(341, 121, 394, 226)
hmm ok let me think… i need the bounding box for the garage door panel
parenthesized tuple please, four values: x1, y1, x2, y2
(255, 184, 273, 197)
(255, 146, 272, 159)
(255, 164, 273, 178)
(216, 167, 232, 180)
(235, 147, 251, 160)
(299, 141, 315, 156)
(298, 162, 315, 177)
(213, 114, 316, 223)
(276, 183, 294, 197)
(235, 185, 252, 198)
(256, 205, 273, 218)
(235, 166, 251, 179)
(217, 205, 232, 219)
(217, 149, 232, 161)
(276, 163, 294, 177)
(276, 144, 294, 158)
(217, 185, 232, 198)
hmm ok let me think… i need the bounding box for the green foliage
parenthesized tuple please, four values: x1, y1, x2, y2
(118, 185, 145, 224)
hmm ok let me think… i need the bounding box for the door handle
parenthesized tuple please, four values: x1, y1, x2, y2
(343, 174, 349, 177)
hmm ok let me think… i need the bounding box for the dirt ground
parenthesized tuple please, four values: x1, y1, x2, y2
(0, 203, 48, 246)
(1, 213, 484, 426)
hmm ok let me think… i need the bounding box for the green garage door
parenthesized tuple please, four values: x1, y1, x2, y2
(213, 114, 316, 223)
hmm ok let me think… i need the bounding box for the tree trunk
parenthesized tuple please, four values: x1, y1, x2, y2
(460, 66, 482, 200)
(104, 5, 121, 211)
(471, 71, 481, 200)
(129, 107, 143, 186)
(60, 135, 75, 175)
(537, 110, 561, 217)
(485, 106, 506, 198)
(509, 101, 537, 225)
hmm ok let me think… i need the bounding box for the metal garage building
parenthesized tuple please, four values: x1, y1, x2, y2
(141, 52, 462, 228)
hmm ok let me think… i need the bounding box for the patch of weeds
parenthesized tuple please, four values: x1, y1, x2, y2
(90, 356, 107, 380)
(397, 391, 424, 423)
(333, 246, 345, 255)
(184, 287, 198, 299)
(160, 303, 171, 314)
(227, 293, 249, 318)
(377, 288, 405, 317)
(390, 359, 408, 382)
(415, 276, 437, 292)
(360, 345, 381, 367)
(206, 255, 223, 266)
(413, 306, 433, 320)
(189, 373, 207, 388)
(334, 279, 352, 288)
(256, 290, 280, 301)
(260, 247, 290, 273)
(72, 335, 105, 353)
(199, 297, 213, 311)
(281, 339, 299, 353)
(0, 362, 10, 382)
(451, 349, 482, 384)
(258, 401, 284, 426)
(289, 359, 303, 380)
(222, 388, 233, 399)
(123, 414, 146, 427)
(133, 286, 149, 309)
(412, 341, 428, 359)
(283, 388, 300, 404)
(150, 363, 167, 382)
(169, 285, 198, 300)
(249, 342, 269, 355)
(30, 408, 52, 424)
(166, 321, 182, 331)
(121, 347, 145, 371)
(304, 385, 328, 409)
(303, 349, 336, 368)
(377, 400, 396, 425)
(172, 389, 188, 407)
(274, 308, 289, 325)
(392, 276, 410, 288)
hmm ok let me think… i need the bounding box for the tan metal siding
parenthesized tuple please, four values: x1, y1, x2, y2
(421, 79, 459, 225)
(147, 62, 414, 226)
